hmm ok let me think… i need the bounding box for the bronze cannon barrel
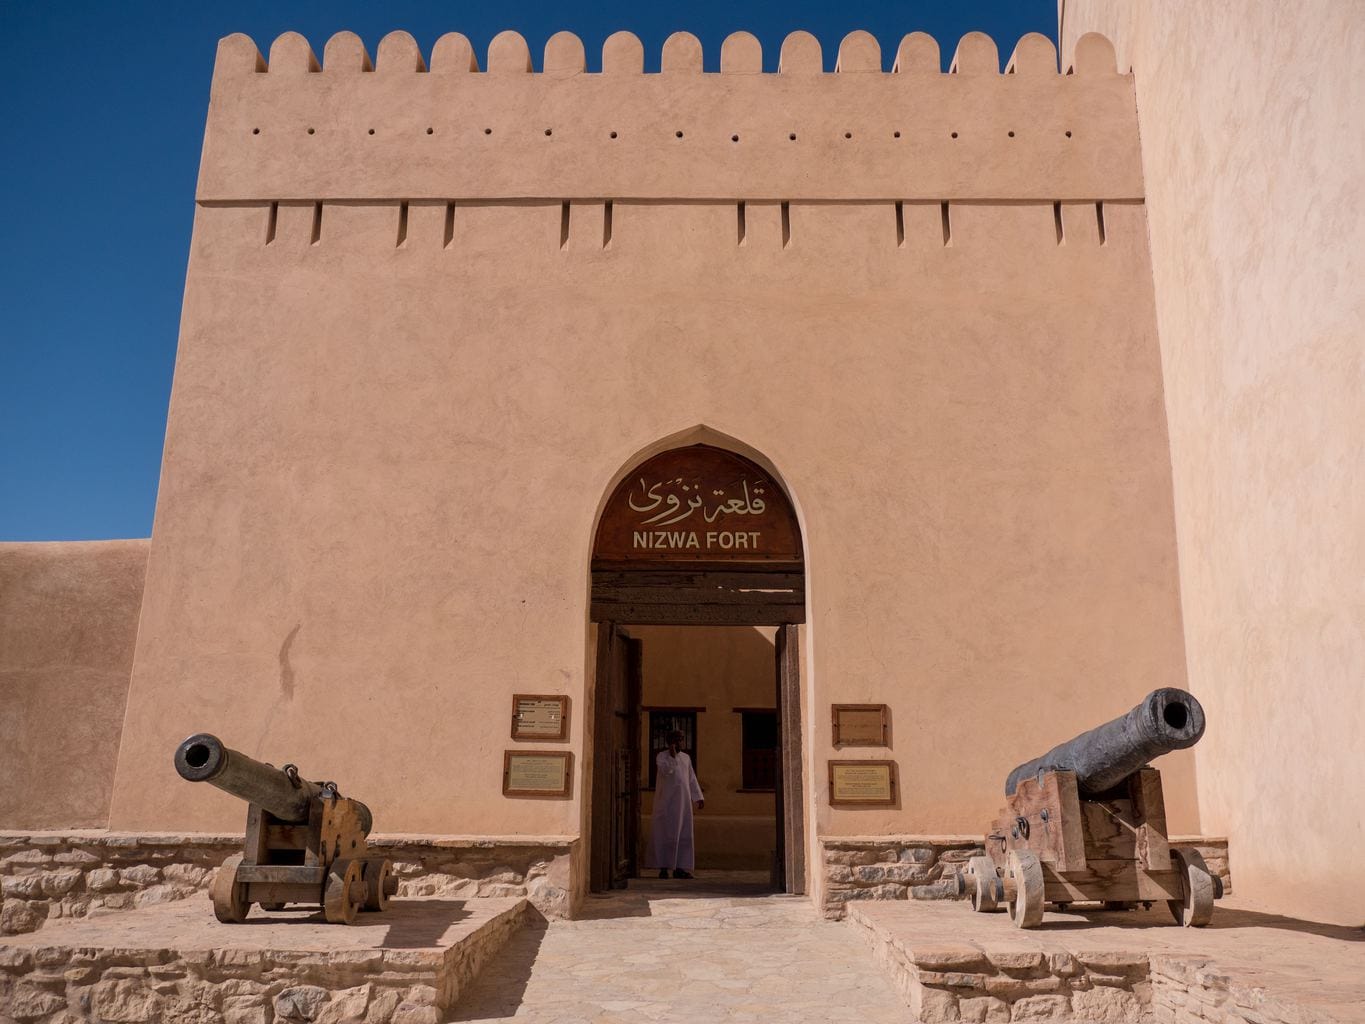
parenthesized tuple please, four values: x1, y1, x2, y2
(1005, 688, 1206, 797)
(174, 733, 321, 824)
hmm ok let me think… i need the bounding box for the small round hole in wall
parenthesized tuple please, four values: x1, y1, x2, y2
(544, 128, 553, 136)
(951, 131, 959, 139)
(368, 128, 376, 136)
(307, 128, 315, 135)
(1008, 131, 1015, 138)
(789, 133, 797, 141)
(426, 127, 434, 135)
(1065, 130, 1073, 138)
(609, 131, 618, 139)
(731, 134, 739, 142)
(484, 128, 493, 135)
(676, 130, 684, 139)
(844, 131, 853, 139)
(251, 128, 260, 135)
(893, 131, 901, 139)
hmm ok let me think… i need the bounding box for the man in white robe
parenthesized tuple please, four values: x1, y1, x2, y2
(647, 730, 704, 878)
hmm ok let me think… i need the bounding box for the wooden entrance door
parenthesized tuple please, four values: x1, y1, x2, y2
(591, 623, 642, 891)
(773, 622, 805, 894)
(589, 444, 807, 895)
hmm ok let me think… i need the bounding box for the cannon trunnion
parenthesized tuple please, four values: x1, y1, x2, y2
(958, 690, 1222, 929)
(175, 734, 398, 924)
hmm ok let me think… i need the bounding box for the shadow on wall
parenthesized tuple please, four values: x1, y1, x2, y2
(448, 916, 550, 1022)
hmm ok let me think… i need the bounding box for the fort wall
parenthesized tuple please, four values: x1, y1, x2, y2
(101, 29, 1202, 900)
(0, 542, 148, 829)
(1062, 0, 1365, 927)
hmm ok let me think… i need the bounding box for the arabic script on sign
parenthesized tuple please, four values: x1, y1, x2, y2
(627, 476, 768, 551)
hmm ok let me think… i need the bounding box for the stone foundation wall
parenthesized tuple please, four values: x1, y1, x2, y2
(820, 835, 1231, 920)
(0, 832, 578, 935)
(821, 836, 986, 919)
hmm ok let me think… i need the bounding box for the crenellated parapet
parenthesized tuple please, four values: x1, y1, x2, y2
(198, 29, 1137, 204)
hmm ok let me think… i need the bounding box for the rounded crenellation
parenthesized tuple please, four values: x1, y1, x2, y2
(213, 30, 1119, 78)
(201, 27, 1135, 205)
(835, 31, 880, 73)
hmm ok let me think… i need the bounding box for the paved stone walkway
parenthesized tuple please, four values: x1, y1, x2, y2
(450, 879, 907, 1023)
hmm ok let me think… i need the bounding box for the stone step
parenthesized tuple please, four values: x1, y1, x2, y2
(846, 899, 1359, 1024)
(0, 895, 531, 1023)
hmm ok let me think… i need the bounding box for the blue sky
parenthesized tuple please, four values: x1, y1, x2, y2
(0, 1, 1054, 541)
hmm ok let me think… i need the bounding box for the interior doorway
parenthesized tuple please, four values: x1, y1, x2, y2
(588, 444, 806, 895)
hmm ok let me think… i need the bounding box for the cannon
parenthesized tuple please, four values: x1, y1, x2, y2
(958, 689, 1223, 929)
(175, 734, 397, 924)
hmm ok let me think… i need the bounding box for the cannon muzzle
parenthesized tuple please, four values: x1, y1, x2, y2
(1005, 688, 1205, 797)
(175, 733, 321, 825)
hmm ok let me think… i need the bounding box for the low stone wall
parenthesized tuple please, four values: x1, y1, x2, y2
(850, 903, 1335, 1024)
(820, 835, 1232, 920)
(821, 836, 985, 919)
(0, 832, 578, 935)
(1168, 837, 1232, 896)
(855, 913, 1149, 1023)
(0, 898, 530, 1024)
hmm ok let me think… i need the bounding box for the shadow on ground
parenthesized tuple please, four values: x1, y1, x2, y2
(578, 869, 781, 919)
(1032, 904, 1365, 941)
(241, 898, 475, 948)
(448, 920, 549, 1022)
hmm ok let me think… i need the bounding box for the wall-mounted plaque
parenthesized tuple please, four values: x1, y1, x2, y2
(503, 751, 573, 798)
(832, 704, 888, 747)
(828, 760, 897, 806)
(512, 694, 569, 741)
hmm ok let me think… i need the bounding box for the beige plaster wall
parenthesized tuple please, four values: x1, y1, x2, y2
(109, 31, 1202, 889)
(1061, 1, 1365, 926)
(632, 625, 778, 870)
(0, 541, 148, 828)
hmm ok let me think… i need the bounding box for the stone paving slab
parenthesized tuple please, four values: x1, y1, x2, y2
(848, 896, 1365, 1024)
(451, 883, 907, 1023)
(1, 894, 524, 956)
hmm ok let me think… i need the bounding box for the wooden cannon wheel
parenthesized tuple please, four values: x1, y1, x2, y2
(324, 858, 363, 925)
(210, 854, 251, 923)
(1006, 850, 1045, 929)
(362, 859, 391, 912)
(1169, 848, 1215, 927)
(967, 855, 1001, 913)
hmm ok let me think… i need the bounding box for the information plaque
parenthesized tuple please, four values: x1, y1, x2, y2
(511, 694, 569, 741)
(828, 760, 897, 806)
(831, 704, 888, 747)
(503, 751, 573, 798)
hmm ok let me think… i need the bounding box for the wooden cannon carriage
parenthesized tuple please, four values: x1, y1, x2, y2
(175, 734, 398, 924)
(958, 689, 1223, 928)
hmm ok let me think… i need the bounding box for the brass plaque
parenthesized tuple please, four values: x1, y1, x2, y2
(832, 704, 887, 747)
(503, 751, 573, 798)
(828, 760, 897, 806)
(512, 694, 569, 741)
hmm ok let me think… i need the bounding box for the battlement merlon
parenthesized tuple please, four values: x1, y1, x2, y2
(197, 29, 1139, 205)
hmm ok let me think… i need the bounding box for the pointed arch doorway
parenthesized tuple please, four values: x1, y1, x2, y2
(588, 444, 807, 895)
